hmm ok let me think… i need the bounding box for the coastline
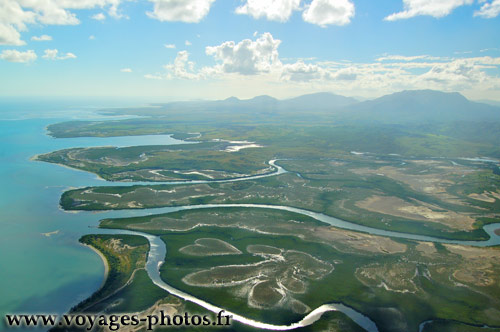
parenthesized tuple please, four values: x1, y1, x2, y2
(81, 243, 109, 291)
(32, 156, 279, 185)
(30, 154, 107, 181)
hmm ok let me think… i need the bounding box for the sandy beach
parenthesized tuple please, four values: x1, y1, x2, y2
(82, 243, 109, 291)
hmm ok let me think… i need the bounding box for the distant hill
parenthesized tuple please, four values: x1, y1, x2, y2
(107, 90, 500, 127)
(340, 90, 500, 124)
(149, 92, 356, 114)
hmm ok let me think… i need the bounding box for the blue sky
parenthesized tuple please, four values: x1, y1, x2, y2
(1, 0, 500, 101)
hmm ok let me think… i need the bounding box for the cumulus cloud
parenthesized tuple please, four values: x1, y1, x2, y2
(164, 43, 176, 49)
(31, 34, 52, 41)
(278, 52, 500, 97)
(205, 32, 282, 75)
(92, 12, 106, 20)
(163, 50, 200, 79)
(235, 0, 355, 26)
(419, 58, 487, 87)
(385, 0, 474, 21)
(474, 0, 500, 18)
(42, 49, 76, 60)
(121, 68, 132, 72)
(0, 49, 36, 62)
(281, 60, 324, 81)
(147, 0, 215, 23)
(281, 60, 359, 82)
(146, 33, 283, 80)
(0, 0, 35, 45)
(0, 24, 25, 45)
(0, 0, 126, 46)
(235, 0, 301, 22)
(302, 0, 355, 26)
(185, 40, 192, 46)
(143, 31, 500, 99)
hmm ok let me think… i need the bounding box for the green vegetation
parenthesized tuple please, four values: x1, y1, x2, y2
(100, 207, 407, 255)
(96, 209, 500, 332)
(84, 269, 169, 313)
(72, 234, 150, 312)
(47, 119, 500, 158)
(36, 141, 273, 182)
(63, 156, 500, 241)
(58, 232, 367, 332)
(420, 320, 500, 332)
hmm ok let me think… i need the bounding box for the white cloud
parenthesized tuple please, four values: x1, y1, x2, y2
(89, 35, 96, 40)
(164, 43, 176, 49)
(385, 0, 474, 21)
(474, 0, 500, 18)
(146, 33, 283, 80)
(92, 12, 106, 20)
(121, 68, 132, 72)
(43, 49, 59, 60)
(235, 0, 301, 22)
(143, 31, 500, 99)
(281, 60, 324, 81)
(31, 34, 52, 41)
(419, 58, 487, 87)
(376, 54, 447, 62)
(0, 0, 35, 45)
(278, 53, 500, 98)
(205, 32, 282, 75)
(0, 0, 127, 46)
(0, 23, 25, 45)
(61, 52, 77, 59)
(185, 40, 192, 46)
(147, 0, 215, 23)
(302, 0, 355, 26)
(0, 49, 36, 62)
(42, 49, 76, 60)
(164, 50, 200, 79)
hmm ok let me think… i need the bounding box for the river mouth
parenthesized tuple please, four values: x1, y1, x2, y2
(48, 150, 500, 331)
(57, 157, 383, 331)
(88, 194, 500, 332)
(90, 228, 379, 332)
(77, 174, 500, 332)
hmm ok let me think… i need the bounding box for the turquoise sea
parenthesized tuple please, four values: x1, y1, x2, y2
(0, 99, 183, 330)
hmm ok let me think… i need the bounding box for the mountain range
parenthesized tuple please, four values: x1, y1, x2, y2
(144, 89, 500, 125)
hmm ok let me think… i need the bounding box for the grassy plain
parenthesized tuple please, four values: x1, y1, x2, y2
(97, 208, 500, 332)
(73, 234, 150, 312)
(61, 156, 500, 241)
(60, 232, 367, 332)
(36, 141, 273, 182)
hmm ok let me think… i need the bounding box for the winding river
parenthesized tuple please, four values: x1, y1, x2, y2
(79, 160, 500, 332)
